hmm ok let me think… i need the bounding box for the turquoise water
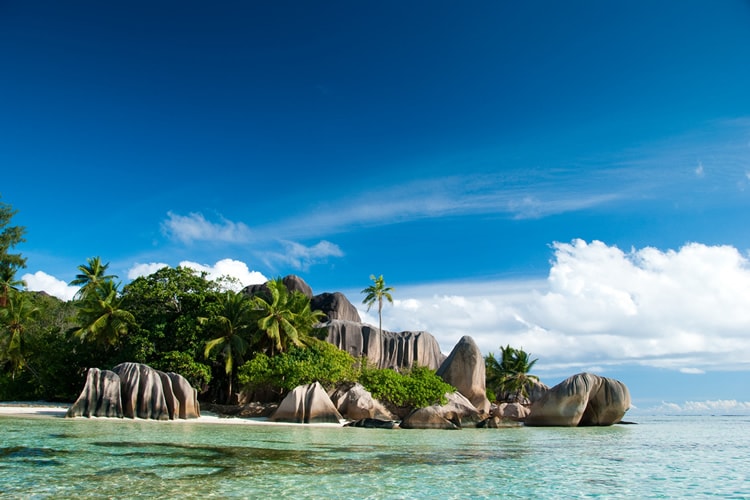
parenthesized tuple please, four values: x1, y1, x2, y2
(1, 413, 748, 499)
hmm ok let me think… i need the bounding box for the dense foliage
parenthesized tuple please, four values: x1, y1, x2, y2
(238, 340, 358, 397)
(358, 364, 454, 408)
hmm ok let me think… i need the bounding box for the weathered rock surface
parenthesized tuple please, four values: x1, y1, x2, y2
(492, 402, 530, 421)
(312, 292, 361, 323)
(67, 363, 200, 420)
(344, 418, 399, 429)
(436, 336, 491, 413)
(270, 382, 343, 424)
(400, 392, 484, 430)
(329, 383, 396, 421)
(66, 368, 123, 418)
(525, 372, 631, 427)
(324, 319, 445, 370)
(243, 274, 313, 300)
(477, 416, 523, 428)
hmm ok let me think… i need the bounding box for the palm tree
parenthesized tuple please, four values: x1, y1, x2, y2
(361, 274, 394, 334)
(0, 263, 25, 308)
(250, 278, 325, 356)
(0, 290, 39, 379)
(251, 278, 302, 356)
(202, 291, 256, 403)
(485, 345, 539, 403)
(70, 280, 135, 349)
(70, 256, 116, 299)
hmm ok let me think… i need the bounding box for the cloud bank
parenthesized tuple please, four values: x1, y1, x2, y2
(128, 258, 268, 291)
(372, 240, 750, 375)
(22, 271, 79, 301)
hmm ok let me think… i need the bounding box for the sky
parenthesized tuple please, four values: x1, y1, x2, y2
(2, 1, 750, 413)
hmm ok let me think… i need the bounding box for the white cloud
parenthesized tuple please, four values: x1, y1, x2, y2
(127, 262, 169, 280)
(680, 367, 705, 375)
(268, 240, 344, 271)
(651, 400, 750, 415)
(363, 240, 750, 374)
(179, 258, 267, 291)
(22, 271, 79, 301)
(161, 211, 252, 244)
(695, 161, 704, 177)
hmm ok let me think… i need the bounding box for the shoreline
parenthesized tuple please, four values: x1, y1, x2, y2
(0, 402, 347, 427)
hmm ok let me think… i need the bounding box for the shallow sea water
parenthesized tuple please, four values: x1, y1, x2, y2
(1, 414, 748, 499)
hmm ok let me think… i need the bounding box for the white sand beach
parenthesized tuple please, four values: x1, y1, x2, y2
(0, 402, 346, 427)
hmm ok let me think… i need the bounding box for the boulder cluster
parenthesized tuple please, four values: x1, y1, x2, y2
(66, 362, 200, 420)
(66, 275, 632, 428)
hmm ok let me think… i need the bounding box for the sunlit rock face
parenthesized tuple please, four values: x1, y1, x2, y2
(270, 381, 343, 424)
(311, 292, 362, 323)
(525, 373, 631, 427)
(400, 392, 484, 430)
(66, 363, 200, 420)
(323, 319, 445, 370)
(436, 336, 491, 414)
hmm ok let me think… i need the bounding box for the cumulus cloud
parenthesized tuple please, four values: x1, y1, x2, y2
(179, 258, 267, 291)
(161, 211, 252, 244)
(367, 240, 750, 374)
(22, 271, 79, 301)
(127, 262, 169, 279)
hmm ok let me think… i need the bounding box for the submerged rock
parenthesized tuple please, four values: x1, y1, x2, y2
(525, 372, 631, 427)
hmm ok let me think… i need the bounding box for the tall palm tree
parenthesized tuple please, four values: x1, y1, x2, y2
(70, 280, 134, 349)
(485, 345, 539, 403)
(202, 291, 255, 403)
(251, 278, 302, 356)
(361, 274, 394, 334)
(70, 256, 116, 299)
(0, 290, 39, 379)
(0, 263, 25, 308)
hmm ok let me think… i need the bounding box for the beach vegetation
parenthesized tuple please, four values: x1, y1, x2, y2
(0, 196, 27, 308)
(358, 364, 454, 408)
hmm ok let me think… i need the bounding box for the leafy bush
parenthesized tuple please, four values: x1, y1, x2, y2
(359, 365, 454, 409)
(238, 340, 358, 395)
(151, 350, 212, 389)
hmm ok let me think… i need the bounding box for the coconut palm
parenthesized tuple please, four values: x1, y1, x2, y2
(70, 280, 134, 349)
(70, 256, 116, 299)
(485, 345, 539, 403)
(0, 290, 39, 378)
(361, 274, 394, 334)
(250, 278, 325, 356)
(202, 291, 256, 403)
(0, 263, 25, 308)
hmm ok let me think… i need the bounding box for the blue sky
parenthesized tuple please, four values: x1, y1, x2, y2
(3, 1, 750, 412)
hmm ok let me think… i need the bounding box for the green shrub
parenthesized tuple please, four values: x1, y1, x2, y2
(151, 351, 212, 389)
(359, 365, 454, 409)
(238, 340, 358, 395)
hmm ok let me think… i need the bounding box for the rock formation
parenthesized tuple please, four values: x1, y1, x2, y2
(270, 381, 343, 424)
(324, 319, 445, 370)
(243, 274, 313, 299)
(492, 402, 530, 421)
(436, 336, 491, 413)
(525, 372, 630, 426)
(329, 383, 396, 421)
(400, 392, 484, 430)
(312, 292, 361, 323)
(65, 368, 123, 418)
(66, 363, 200, 420)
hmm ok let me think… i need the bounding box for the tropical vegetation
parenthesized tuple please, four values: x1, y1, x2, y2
(485, 345, 539, 403)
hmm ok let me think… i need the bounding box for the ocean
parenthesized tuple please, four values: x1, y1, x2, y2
(1, 412, 748, 498)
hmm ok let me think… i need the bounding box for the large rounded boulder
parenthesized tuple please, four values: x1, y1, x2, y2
(436, 336, 491, 413)
(525, 372, 631, 426)
(270, 382, 343, 424)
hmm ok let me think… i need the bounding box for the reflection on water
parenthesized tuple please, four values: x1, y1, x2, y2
(0, 415, 749, 498)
